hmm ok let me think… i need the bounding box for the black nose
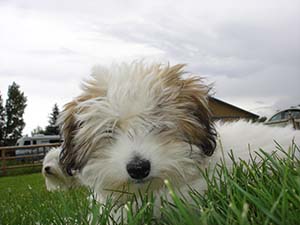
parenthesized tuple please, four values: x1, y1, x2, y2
(126, 157, 151, 180)
(44, 166, 51, 174)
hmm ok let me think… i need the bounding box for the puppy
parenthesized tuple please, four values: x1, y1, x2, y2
(57, 62, 299, 215)
(42, 147, 80, 191)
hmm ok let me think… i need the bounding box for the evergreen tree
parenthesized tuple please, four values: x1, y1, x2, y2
(4, 82, 27, 146)
(44, 103, 60, 135)
(0, 92, 5, 146)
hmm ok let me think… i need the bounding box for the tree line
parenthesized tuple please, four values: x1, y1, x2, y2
(31, 103, 60, 137)
(0, 82, 60, 147)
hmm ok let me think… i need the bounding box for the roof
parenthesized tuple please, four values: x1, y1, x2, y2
(276, 108, 300, 113)
(209, 96, 260, 119)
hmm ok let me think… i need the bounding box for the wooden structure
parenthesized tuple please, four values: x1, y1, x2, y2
(209, 97, 259, 121)
(0, 143, 60, 176)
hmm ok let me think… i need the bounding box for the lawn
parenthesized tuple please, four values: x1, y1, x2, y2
(0, 173, 91, 225)
(0, 145, 300, 225)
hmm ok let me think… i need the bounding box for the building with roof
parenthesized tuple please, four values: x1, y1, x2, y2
(208, 97, 259, 121)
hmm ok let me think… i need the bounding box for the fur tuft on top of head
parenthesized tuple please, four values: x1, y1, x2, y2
(58, 62, 216, 190)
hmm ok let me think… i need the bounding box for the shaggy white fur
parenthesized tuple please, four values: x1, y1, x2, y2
(188, 120, 300, 192)
(42, 148, 80, 191)
(56, 62, 299, 221)
(216, 121, 299, 163)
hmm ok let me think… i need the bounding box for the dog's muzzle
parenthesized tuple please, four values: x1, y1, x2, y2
(126, 157, 151, 180)
(44, 166, 53, 175)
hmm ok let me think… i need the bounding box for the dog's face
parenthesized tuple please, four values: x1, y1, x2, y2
(43, 148, 79, 191)
(59, 63, 216, 194)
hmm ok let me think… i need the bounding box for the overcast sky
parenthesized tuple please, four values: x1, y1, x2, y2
(0, 0, 299, 135)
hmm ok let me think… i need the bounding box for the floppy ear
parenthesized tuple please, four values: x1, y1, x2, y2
(59, 69, 109, 175)
(58, 95, 92, 175)
(158, 64, 216, 156)
(59, 98, 80, 175)
(179, 77, 217, 156)
(190, 95, 216, 156)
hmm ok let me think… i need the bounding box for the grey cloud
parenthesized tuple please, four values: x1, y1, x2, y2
(217, 21, 300, 66)
(93, 12, 300, 78)
(1, 0, 299, 126)
(88, 3, 300, 116)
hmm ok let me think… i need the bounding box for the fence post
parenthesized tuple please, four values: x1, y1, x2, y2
(1, 149, 6, 176)
(43, 146, 46, 161)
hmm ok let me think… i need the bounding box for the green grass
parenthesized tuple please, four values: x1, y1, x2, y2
(0, 173, 91, 225)
(0, 144, 300, 225)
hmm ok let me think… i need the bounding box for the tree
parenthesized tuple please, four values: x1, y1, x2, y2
(44, 103, 60, 135)
(0, 92, 5, 146)
(4, 82, 27, 146)
(31, 126, 45, 136)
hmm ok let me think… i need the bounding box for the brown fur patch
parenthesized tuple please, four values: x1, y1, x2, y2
(59, 94, 99, 174)
(156, 64, 216, 155)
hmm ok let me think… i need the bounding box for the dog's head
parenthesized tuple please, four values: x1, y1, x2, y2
(42, 147, 79, 191)
(59, 62, 216, 193)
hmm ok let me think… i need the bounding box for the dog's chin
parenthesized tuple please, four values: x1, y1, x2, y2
(131, 177, 150, 184)
(81, 156, 200, 199)
(100, 177, 166, 198)
(129, 176, 165, 189)
(88, 170, 193, 200)
(45, 177, 66, 191)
